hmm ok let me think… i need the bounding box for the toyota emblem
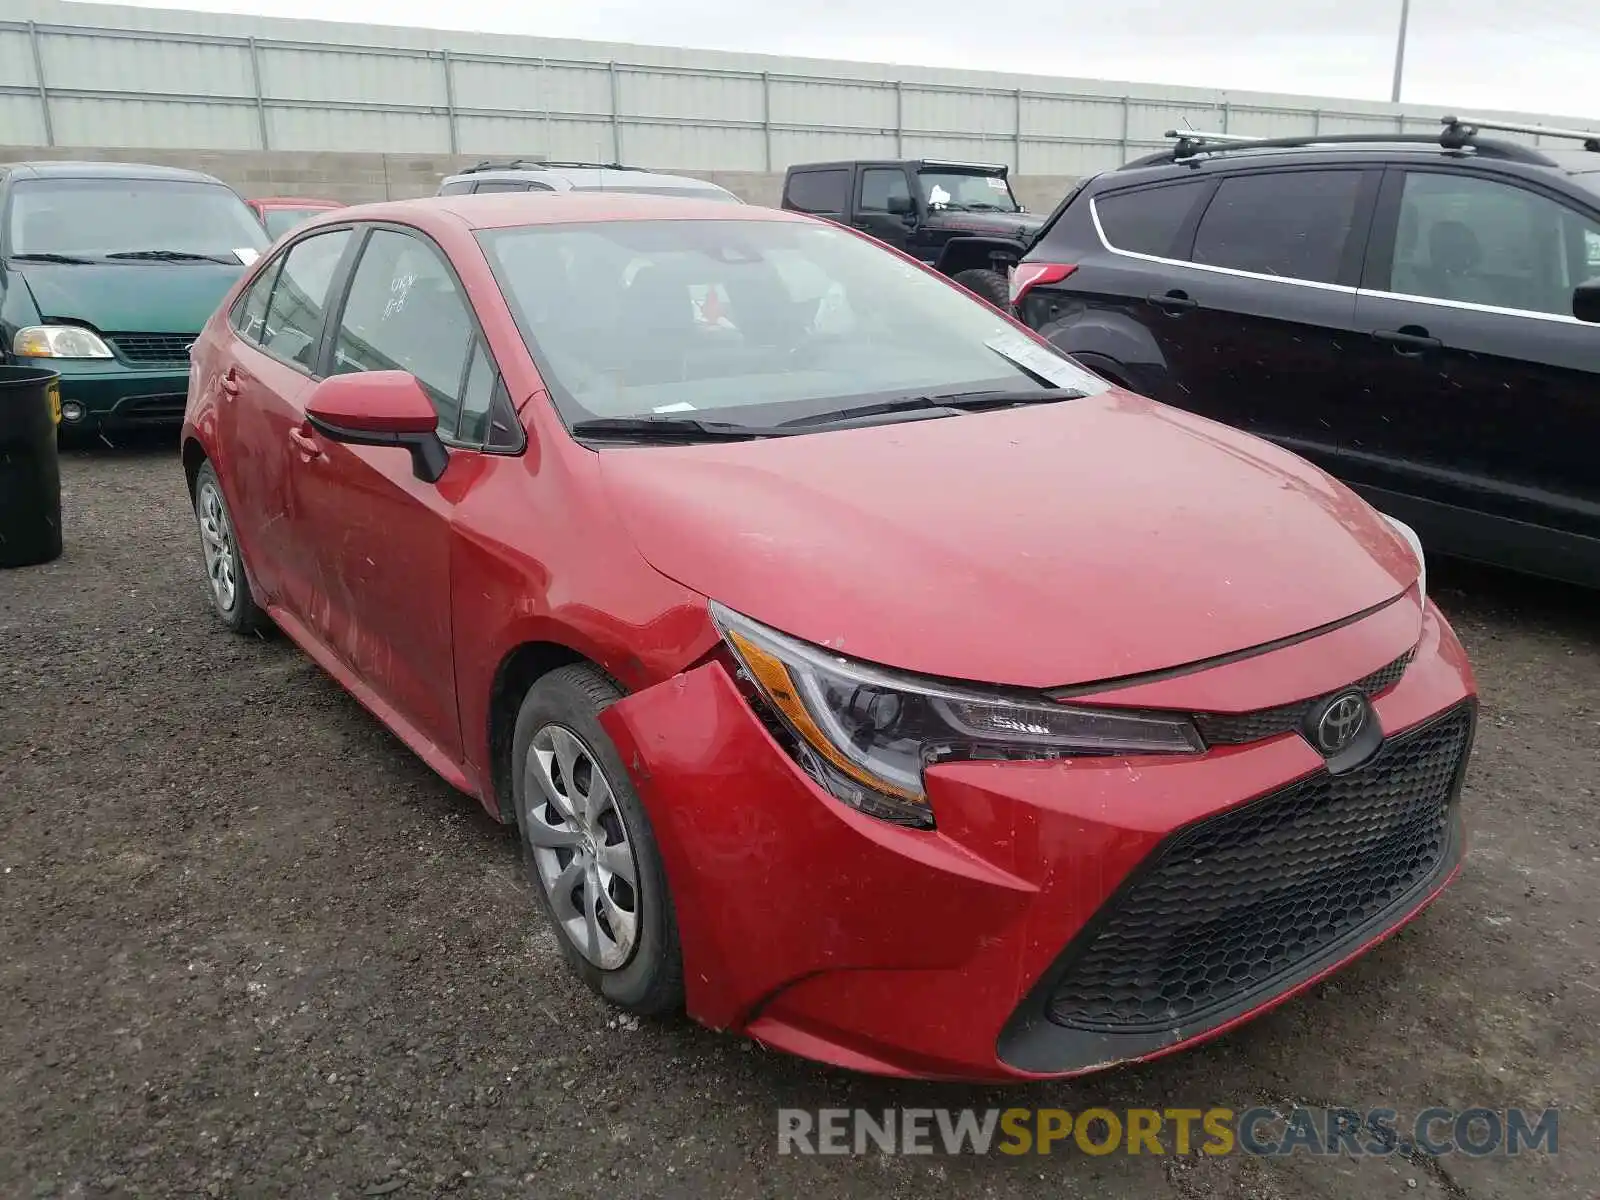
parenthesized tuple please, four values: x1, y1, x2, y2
(1314, 692, 1368, 755)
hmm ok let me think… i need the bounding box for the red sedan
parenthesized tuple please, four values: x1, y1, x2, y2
(181, 193, 1476, 1082)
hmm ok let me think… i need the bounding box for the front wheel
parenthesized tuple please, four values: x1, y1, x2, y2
(952, 268, 1011, 310)
(511, 664, 684, 1016)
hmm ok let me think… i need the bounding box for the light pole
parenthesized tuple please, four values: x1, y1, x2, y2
(1390, 0, 1412, 103)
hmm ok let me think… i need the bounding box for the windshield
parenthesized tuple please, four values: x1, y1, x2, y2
(263, 207, 332, 238)
(479, 217, 1104, 427)
(917, 171, 1020, 213)
(6, 178, 270, 260)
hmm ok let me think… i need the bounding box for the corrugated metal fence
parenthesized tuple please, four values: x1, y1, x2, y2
(1, 0, 1593, 175)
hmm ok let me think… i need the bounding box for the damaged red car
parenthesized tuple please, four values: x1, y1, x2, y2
(181, 193, 1477, 1082)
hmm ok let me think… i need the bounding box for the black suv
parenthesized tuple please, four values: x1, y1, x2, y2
(1013, 116, 1600, 588)
(781, 159, 1044, 305)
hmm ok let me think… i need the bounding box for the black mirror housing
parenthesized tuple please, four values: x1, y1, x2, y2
(1575, 280, 1600, 324)
(887, 194, 915, 217)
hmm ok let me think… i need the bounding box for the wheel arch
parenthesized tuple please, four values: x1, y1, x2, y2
(933, 235, 1028, 277)
(181, 436, 209, 499)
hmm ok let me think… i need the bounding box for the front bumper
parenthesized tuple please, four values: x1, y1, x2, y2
(24, 357, 190, 428)
(598, 601, 1476, 1082)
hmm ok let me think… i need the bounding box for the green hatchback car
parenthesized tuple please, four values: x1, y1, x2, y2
(0, 161, 270, 438)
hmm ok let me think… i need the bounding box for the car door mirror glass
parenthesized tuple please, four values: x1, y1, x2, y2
(305, 370, 449, 483)
(1574, 280, 1600, 324)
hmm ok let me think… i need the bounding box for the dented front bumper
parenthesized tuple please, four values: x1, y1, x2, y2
(597, 604, 1476, 1082)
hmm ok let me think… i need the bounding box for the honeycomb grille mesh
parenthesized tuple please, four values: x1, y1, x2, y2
(1194, 649, 1415, 746)
(1045, 704, 1472, 1032)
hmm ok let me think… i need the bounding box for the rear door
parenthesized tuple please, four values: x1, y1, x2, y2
(1163, 166, 1379, 462)
(216, 227, 354, 608)
(1345, 166, 1600, 571)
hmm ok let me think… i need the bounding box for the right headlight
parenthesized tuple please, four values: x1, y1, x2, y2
(14, 325, 114, 359)
(711, 602, 1203, 828)
(1379, 514, 1427, 609)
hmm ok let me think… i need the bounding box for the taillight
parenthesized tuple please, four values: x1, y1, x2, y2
(1009, 262, 1077, 308)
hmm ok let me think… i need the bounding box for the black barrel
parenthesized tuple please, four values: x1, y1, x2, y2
(0, 364, 64, 569)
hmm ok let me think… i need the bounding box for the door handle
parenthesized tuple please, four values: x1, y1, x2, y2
(1373, 326, 1441, 355)
(219, 367, 241, 396)
(288, 425, 322, 459)
(1150, 289, 1197, 314)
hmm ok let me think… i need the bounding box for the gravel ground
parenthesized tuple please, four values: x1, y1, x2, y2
(1, 437, 1596, 1200)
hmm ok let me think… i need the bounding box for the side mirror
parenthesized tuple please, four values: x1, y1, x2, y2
(887, 194, 915, 217)
(1575, 280, 1600, 324)
(304, 370, 448, 483)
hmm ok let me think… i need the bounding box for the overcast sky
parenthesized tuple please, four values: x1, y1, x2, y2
(97, 0, 1597, 119)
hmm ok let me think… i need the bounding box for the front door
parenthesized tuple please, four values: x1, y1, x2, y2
(1344, 166, 1600, 574)
(290, 225, 488, 764)
(851, 166, 918, 255)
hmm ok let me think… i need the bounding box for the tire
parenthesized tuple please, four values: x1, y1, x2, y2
(511, 663, 684, 1016)
(192, 460, 268, 635)
(952, 268, 1011, 310)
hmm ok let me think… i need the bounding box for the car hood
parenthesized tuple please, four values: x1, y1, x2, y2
(13, 262, 246, 334)
(599, 392, 1419, 690)
(925, 209, 1046, 241)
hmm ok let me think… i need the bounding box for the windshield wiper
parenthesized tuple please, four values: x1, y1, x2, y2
(8, 251, 95, 264)
(778, 388, 1085, 430)
(105, 249, 237, 264)
(569, 415, 787, 442)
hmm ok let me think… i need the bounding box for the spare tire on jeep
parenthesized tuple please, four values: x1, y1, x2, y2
(952, 268, 1010, 310)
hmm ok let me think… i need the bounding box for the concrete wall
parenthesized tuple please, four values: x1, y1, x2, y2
(0, 144, 1081, 212)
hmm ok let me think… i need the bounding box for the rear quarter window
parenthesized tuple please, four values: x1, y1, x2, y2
(1093, 180, 1208, 257)
(784, 169, 850, 215)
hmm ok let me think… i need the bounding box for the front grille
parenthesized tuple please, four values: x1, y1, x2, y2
(116, 393, 187, 423)
(1194, 649, 1415, 746)
(107, 333, 193, 365)
(1045, 703, 1472, 1033)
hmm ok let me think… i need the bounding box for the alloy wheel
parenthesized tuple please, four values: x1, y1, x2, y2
(196, 480, 238, 612)
(524, 724, 641, 970)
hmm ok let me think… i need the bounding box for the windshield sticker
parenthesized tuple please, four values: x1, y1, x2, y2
(652, 402, 697, 413)
(927, 184, 951, 208)
(985, 331, 1092, 390)
(234, 247, 260, 265)
(986, 177, 1009, 190)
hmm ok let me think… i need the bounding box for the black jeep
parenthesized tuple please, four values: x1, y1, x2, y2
(780, 159, 1043, 305)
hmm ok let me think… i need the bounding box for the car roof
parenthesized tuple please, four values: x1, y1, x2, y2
(309, 191, 812, 232)
(442, 164, 736, 192)
(787, 159, 1008, 173)
(1, 160, 227, 185)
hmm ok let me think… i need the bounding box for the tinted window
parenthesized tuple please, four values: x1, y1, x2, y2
(439, 180, 475, 196)
(1387, 171, 1600, 315)
(1192, 170, 1364, 283)
(332, 229, 477, 435)
(785, 169, 849, 214)
(859, 169, 911, 213)
(5, 177, 269, 259)
(259, 229, 351, 370)
(479, 218, 1108, 426)
(232, 256, 284, 345)
(473, 180, 531, 193)
(1095, 181, 1206, 257)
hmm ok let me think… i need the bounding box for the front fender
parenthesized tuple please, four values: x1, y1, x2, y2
(933, 235, 1029, 276)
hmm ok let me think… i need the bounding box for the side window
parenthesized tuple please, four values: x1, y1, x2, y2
(858, 168, 911, 213)
(784, 169, 849, 215)
(1386, 171, 1600, 316)
(457, 338, 520, 449)
(438, 180, 475, 196)
(259, 229, 351, 370)
(332, 229, 477, 437)
(1192, 170, 1364, 284)
(232, 256, 284, 345)
(473, 180, 531, 193)
(1094, 180, 1207, 257)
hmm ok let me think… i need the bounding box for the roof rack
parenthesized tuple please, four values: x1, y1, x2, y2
(1136, 118, 1583, 168)
(1441, 114, 1600, 153)
(458, 159, 648, 175)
